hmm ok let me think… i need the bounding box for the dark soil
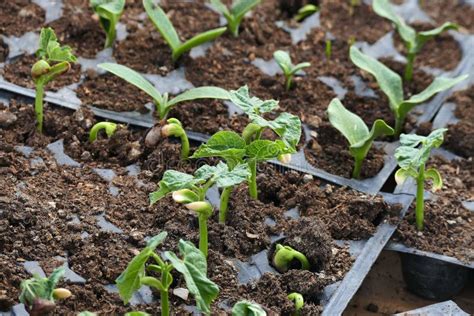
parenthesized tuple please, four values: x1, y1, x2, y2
(0, 0, 45, 37)
(0, 39, 8, 62)
(421, 0, 474, 33)
(445, 88, 474, 158)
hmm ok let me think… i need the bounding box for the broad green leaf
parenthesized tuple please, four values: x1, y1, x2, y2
(372, 0, 416, 46)
(167, 86, 230, 107)
(164, 240, 219, 314)
(425, 168, 443, 191)
(125, 312, 151, 316)
(246, 140, 290, 161)
(150, 170, 197, 205)
(191, 131, 247, 160)
(210, 0, 230, 16)
(98, 63, 163, 104)
(116, 232, 167, 304)
(232, 300, 267, 316)
(143, 0, 181, 50)
(270, 112, 302, 149)
(91, 0, 125, 47)
(19, 267, 66, 307)
(291, 62, 311, 75)
(215, 163, 250, 188)
(416, 22, 458, 52)
(37, 27, 76, 63)
(231, 0, 261, 20)
(174, 27, 227, 61)
(229, 86, 279, 114)
(273, 50, 292, 75)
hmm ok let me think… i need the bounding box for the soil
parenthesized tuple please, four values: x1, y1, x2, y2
(0, 0, 45, 37)
(445, 88, 474, 158)
(395, 156, 474, 263)
(0, 39, 8, 63)
(420, 0, 474, 34)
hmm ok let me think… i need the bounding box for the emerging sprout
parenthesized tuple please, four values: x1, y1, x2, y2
(32, 27, 77, 133)
(325, 39, 332, 60)
(373, 0, 458, 82)
(90, 0, 125, 48)
(327, 98, 394, 179)
(210, 0, 261, 37)
(150, 162, 249, 256)
(273, 50, 311, 91)
(395, 129, 446, 231)
(143, 0, 226, 62)
(272, 244, 310, 273)
(350, 46, 467, 137)
(89, 121, 118, 142)
(295, 4, 319, 22)
(19, 267, 71, 316)
(162, 118, 190, 159)
(287, 292, 304, 316)
(232, 300, 267, 316)
(116, 232, 219, 316)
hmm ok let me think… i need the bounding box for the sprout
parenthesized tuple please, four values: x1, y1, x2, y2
(232, 301, 267, 316)
(373, 0, 458, 81)
(350, 46, 467, 137)
(162, 118, 190, 159)
(89, 122, 118, 142)
(325, 39, 332, 60)
(287, 292, 304, 315)
(273, 50, 311, 91)
(32, 28, 77, 133)
(395, 129, 447, 231)
(272, 244, 310, 273)
(90, 0, 125, 48)
(143, 0, 226, 62)
(210, 0, 261, 37)
(295, 4, 319, 22)
(327, 98, 394, 179)
(116, 232, 219, 316)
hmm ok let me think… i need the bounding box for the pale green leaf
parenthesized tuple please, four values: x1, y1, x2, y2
(327, 98, 369, 146)
(37, 27, 76, 63)
(174, 27, 227, 60)
(291, 62, 311, 75)
(149, 170, 197, 205)
(394, 168, 417, 185)
(231, 0, 261, 20)
(415, 22, 458, 52)
(215, 163, 250, 188)
(372, 0, 416, 46)
(210, 0, 230, 15)
(125, 312, 151, 316)
(143, 0, 181, 50)
(232, 300, 267, 316)
(273, 50, 292, 75)
(229, 86, 279, 114)
(168, 86, 230, 107)
(425, 168, 443, 191)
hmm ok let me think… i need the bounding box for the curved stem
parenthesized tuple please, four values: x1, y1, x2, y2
(179, 132, 190, 160)
(219, 186, 233, 223)
(352, 157, 363, 179)
(198, 214, 209, 257)
(248, 159, 258, 199)
(89, 122, 117, 142)
(35, 83, 45, 133)
(404, 53, 415, 82)
(416, 163, 425, 231)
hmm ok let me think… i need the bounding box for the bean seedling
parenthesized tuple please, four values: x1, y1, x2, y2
(32, 27, 77, 133)
(232, 301, 267, 316)
(350, 46, 467, 137)
(394, 128, 447, 231)
(143, 0, 226, 62)
(373, 0, 458, 82)
(210, 0, 261, 37)
(327, 98, 394, 179)
(90, 0, 125, 48)
(272, 244, 310, 273)
(116, 232, 219, 315)
(273, 50, 311, 91)
(89, 121, 118, 142)
(149, 162, 249, 256)
(288, 292, 304, 316)
(295, 4, 319, 22)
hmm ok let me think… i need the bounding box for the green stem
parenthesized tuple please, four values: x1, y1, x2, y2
(404, 53, 415, 82)
(352, 157, 363, 179)
(179, 132, 190, 160)
(394, 115, 404, 138)
(285, 75, 293, 91)
(325, 40, 332, 60)
(160, 288, 169, 316)
(242, 123, 261, 144)
(219, 186, 233, 223)
(104, 20, 117, 48)
(198, 214, 209, 257)
(249, 159, 258, 199)
(415, 163, 425, 231)
(35, 83, 45, 133)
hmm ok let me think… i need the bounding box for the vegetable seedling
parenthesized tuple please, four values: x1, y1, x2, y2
(327, 98, 394, 179)
(161, 118, 190, 159)
(272, 244, 310, 273)
(32, 27, 77, 133)
(89, 121, 118, 142)
(295, 4, 319, 22)
(350, 46, 467, 137)
(273, 50, 311, 91)
(373, 0, 458, 82)
(150, 162, 249, 256)
(116, 232, 219, 316)
(143, 0, 226, 62)
(288, 292, 304, 316)
(210, 0, 261, 37)
(19, 267, 71, 316)
(394, 128, 447, 231)
(90, 0, 125, 48)
(325, 39, 332, 60)
(232, 301, 267, 316)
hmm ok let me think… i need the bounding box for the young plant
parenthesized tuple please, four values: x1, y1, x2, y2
(143, 0, 226, 62)
(32, 27, 77, 133)
(210, 0, 261, 37)
(295, 4, 319, 22)
(350, 46, 467, 137)
(325, 39, 332, 60)
(272, 244, 310, 273)
(19, 267, 72, 316)
(273, 50, 311, 91)
(90, 0, 125, 48)
(287, 292, 304, 316)
(116, 232, 219, 316)
(161, 118, 190, 159)
(373, 0, 458, 81)
(149, 162, 249, 256)
(327, 98, 394, 179)
(394, 128, 446, 231)
(89, 121, 118, 142)
(232, 301, 267, 316)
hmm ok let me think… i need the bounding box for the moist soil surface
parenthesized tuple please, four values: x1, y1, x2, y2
(0, 98, 399, 314)
(420, 0, 474, 33)
(445, 88, 474, 158)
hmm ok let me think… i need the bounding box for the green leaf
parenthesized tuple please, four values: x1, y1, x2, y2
(116, 232, 167, 304)
(174, 27, 227, 61)
(98, 63, 163, 104)
(232, 300, 267, 316)
(295, 4, 319, 22)
(125, 312, 151, 316)
(372, 0, 416, 46)
(37, 27, 76, 63)
(191, 131, 247, 161)
(215, 163, 250, 188)
(327, 98, 370, 146)
(167, 86, 230, 107)
(425, 168, 443, 191)
(229, 86, 279, 114)
(231, 0, 261, 21)
(246, 140, 290, 161)
(394, 168, 418, 185)
(91, 0, 125, 47)
(273, 50, 292, 75)
(291, 62, 311, 75)
(415, 22, 458, 52)
(150, 170, 197, 205)
(19, 266, 66, 307)
(164, 240, 219, 314)
(143, 0, 181, 50)
(210, 0, 230, 16)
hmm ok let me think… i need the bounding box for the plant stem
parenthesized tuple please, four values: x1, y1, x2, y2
(219, 186, 232, 223)
(285, 76, 293, 91)
(35, 83, 45, 133)
(404, 53, 415, 82)
(105, 21, 117, 48)
(352, 157, 363, 179)
(415, 163, 425, 231)
(198, 214, 208, 257)
(249, 159, 258, 199)
(325, 40, 332, 60)
(160, 288, 169, 316)
(179, 132, 190, 159)
(141, 276, 169, 316)
(394, 115, 404, 137)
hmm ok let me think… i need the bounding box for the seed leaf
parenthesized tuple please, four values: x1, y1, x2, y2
(125, 312, 151, 316)
(91, 0, 125, 47)
(416, 23, 458, 52)
(274, 50, 292, 74)
(372, 0, 416, 46)
(211, 0, 260, 36)
(150, 170, 198, 205)
(232, 300, 267, 316)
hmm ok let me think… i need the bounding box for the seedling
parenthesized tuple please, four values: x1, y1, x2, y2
(143, 0, 226, 61)
(90, 0, 125, 48)
(89, 121, 118, 142)
(325, 39, 332, 60)
(295, 4, 319, 22)
(116, 232, 219, 315)
(210, 0, 261, 37)
(288, 293, 304, 316)
(273, 50, 311, 91)
(327, 98, 394, 179)
(394, 129, 446, 231)
(149, 162, 249, 256)
(32, 27, 77, 133)
(162, 118, 190, 159)
(350, 46, 467, 137)
(232, 301, 267, 316)
(19, 267, 72, 316)
(272, 244, 310, 273)
(373, 0, 458, 81)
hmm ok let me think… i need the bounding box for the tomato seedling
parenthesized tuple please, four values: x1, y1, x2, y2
(273, 50, 311, 91)
(90, 0, 125, 48)
(210, 0, 261, 37)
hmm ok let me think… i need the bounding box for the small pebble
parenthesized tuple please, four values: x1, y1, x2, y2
(173, 288, 189, 300)
(0, 111, 17, 127)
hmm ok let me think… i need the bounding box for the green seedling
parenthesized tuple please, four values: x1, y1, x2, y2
(327, 98, 394, 179)
(143, 0, 226, 62)
(288, 292, 304, 316)
(210, 0, 261, 37)
(232, 301, 267, 316)
(116, 232, 219, 316)
(150, 162, 249, 256)
(373, 0, 458, 81)
(89, 121, 118, 142)
(273, 50, 311, 91)
(295, 4, 319, 22)
(272, 244, 310, 273)
(350, 46, 467, 137)
(394, 128, 446, 231)
(325, 39, 332, 60)
(90, 0, 125, 48)
(19, 267, 72, 316)
(162, 118, 190, 159)
(32, 27, 77, 133)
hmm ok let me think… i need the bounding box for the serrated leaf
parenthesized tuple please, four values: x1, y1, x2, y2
(229, 86, 279, 114)
(425, 168, 443, 191)
(143, 0, 181, 50)
(232, 300, 267, 316)
(37, 27, 76, 63)
(215, 163, 249, 188)
(191, 131, 247, 161)
(168, 86, 230, 107)
(246, 140, 290, 161)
